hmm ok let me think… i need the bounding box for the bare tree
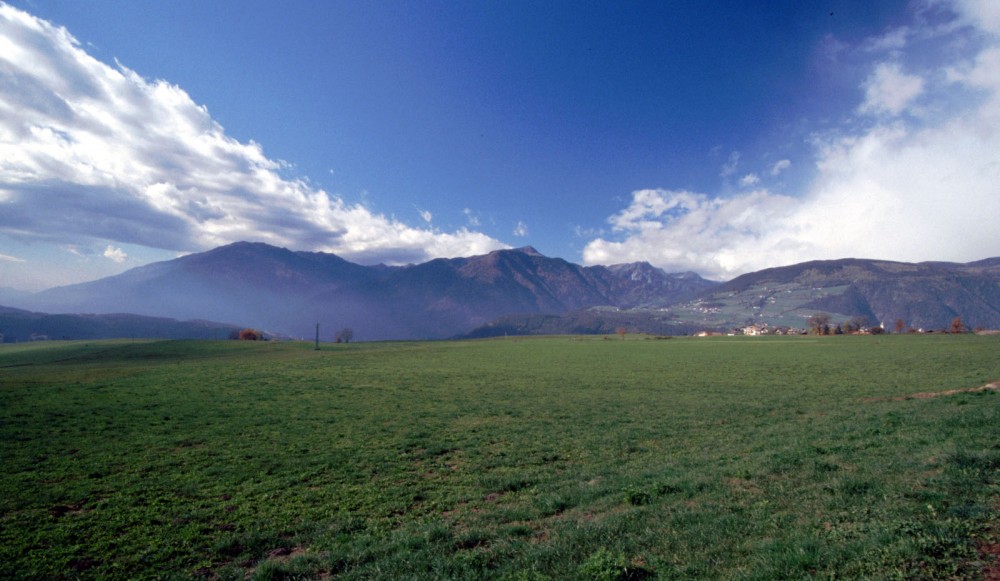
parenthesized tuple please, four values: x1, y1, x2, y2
(894, 318, 906, 334)
(239, 328, 261, 341)
(615, 326, 627, 340)
(950, 317, 966, 334)
(807, 313, 831, 335)
(335, 328, 354, 343)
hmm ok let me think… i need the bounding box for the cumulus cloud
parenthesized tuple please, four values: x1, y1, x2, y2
(583, 189, 802, 279)
(103, 244, 127, 263)
(0, 5, 506, 264)
(584, 0, 1000, 278)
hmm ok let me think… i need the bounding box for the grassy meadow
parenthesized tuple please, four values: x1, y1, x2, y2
(1, 334, 999, 579)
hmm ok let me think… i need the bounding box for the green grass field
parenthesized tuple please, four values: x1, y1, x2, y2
(1, 335, 998, 579)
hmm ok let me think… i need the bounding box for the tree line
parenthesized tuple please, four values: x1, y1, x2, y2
(806, 314, 970, 335)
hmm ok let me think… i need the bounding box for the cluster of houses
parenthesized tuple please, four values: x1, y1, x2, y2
(696, 322, 888, 337)
(694, 325, 806, 337)
(735, 324, 806, 336)
(0, 332, 51, 343)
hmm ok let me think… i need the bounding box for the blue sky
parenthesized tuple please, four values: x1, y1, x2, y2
(2, 1, 1000, 291)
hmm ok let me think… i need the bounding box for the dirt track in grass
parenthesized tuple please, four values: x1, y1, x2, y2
(865, 381, 1000, 402)
(867, 379, 1000, 578)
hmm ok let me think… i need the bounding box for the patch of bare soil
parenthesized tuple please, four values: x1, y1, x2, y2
(238, 546, 312, 580)
(725, 477, 763, 496)
(865, 381, 1000, 402)
(983, 542, 1000, 581)
(265, 546, 306, 560)
(48, 503, 90, 518)
(67, 557, 96, 572)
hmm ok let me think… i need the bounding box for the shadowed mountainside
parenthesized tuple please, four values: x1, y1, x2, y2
(11, 242, 713, 340)
(6, 243, 999, 339)
(0, 306, 239, 341)
(466, 258, 1000, 337)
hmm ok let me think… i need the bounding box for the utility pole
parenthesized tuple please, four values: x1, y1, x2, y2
(315, 323, 320, 350)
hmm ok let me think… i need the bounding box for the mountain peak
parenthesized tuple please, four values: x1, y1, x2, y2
(512, 246, 544, 256)
(607, 261, 658, 272)
(488, 246, 544, 258)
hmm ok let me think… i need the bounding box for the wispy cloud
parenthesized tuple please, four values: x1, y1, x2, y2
(0, 4, 507, 264)
(859, 61, 924, 116)
(0, 252, 25, 263)
(738, 173, 760, 188)
(463, 208, 481, 227)
(770, 159, 791, 176)
(513, 220, 528, 237)
(584, 0, 1000, 278)
(720, 151, 740, 177)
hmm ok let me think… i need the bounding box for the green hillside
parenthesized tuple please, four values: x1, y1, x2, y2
(1, 336, 998, 578)
(670, 282, 859, 330)
(0, 306, 240, 342)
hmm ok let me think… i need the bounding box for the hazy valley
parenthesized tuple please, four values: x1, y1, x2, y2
(3, 242, 999, 341)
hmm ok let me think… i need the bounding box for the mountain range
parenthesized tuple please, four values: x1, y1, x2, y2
(1, 242, 711, 340)
(2, 241, 999, 341)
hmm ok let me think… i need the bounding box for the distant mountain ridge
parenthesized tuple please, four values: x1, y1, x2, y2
(0, 306, 239, 342)
(466, 257, 1000, 337)
(4, 242, 998, 340)
(8, 242, 714, 340)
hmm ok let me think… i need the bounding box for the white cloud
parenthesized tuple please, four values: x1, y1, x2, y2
(573, 224, 604, 239)
(955, 0, 1000, 34)
(859, 61, 925, 116)
(770, 159, 791, 176)
(0, 252, 25, 263)
(584, 1, 1000, 278)
(513, 221, 528, 237)
(864, 26, 910, 54)
(738, 173, 760, 187)
(419, 209, 433, 223)
(103, 244, 127, 263)
(0, 5, 507, 265)
(583, 189, 801, 279)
